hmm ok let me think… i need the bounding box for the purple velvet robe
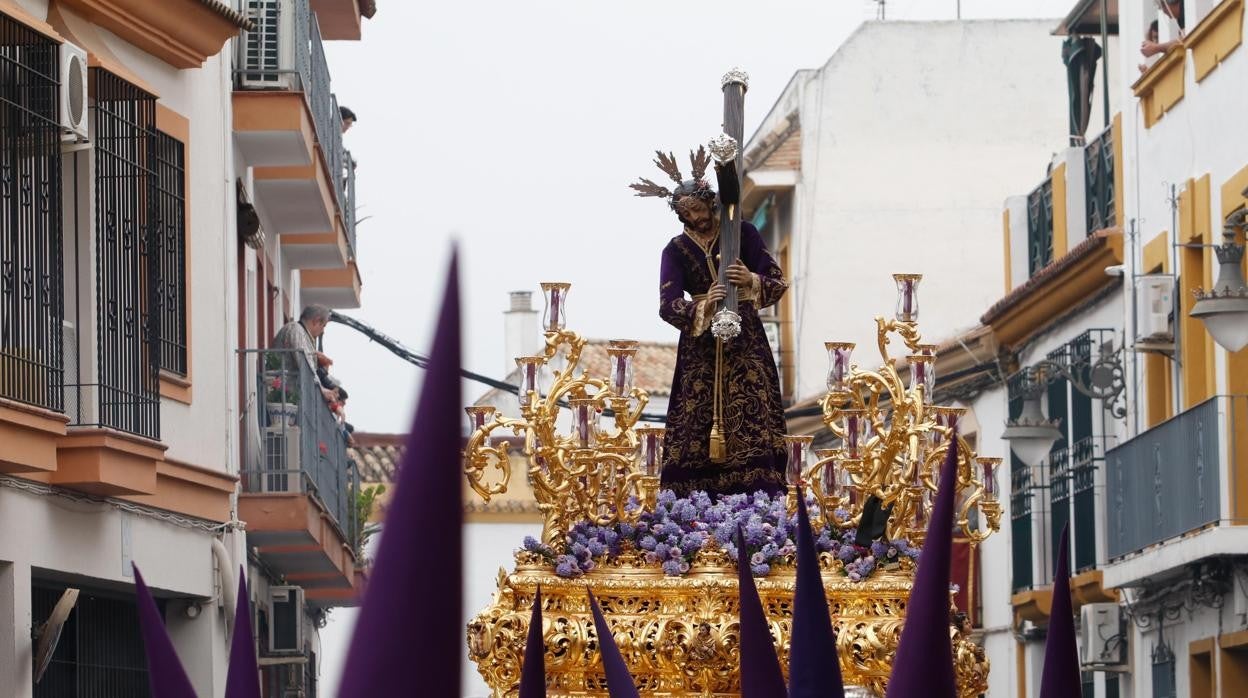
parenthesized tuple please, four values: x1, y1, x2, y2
(659, 222, 788, 497)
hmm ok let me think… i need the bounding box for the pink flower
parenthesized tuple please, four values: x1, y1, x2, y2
(318, 442, 328, 456)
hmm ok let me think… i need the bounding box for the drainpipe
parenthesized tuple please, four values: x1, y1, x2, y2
(211, 537, 237, 640)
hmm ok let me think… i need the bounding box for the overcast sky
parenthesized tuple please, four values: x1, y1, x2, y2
(320, 0, 1069, 436)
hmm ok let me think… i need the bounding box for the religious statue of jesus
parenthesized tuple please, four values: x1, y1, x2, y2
(631, 149, 789, 497)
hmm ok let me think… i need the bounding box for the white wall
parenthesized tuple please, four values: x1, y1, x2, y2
(789, 21, 1073, 399)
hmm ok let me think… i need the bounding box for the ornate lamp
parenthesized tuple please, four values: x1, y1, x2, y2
(1001, 390, 1063, 468)
(1191, 214, 1248, 352)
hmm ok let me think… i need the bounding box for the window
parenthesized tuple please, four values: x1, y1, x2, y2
(1027, 177, 1054, 276)
(0, 13, 64, 412)
(152, 129, 186, 377)
(88, 69, 160, 439)
(1153, 642, 1178, 698)
(33, 584, 154, 697)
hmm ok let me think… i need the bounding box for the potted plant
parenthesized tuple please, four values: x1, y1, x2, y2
(264, 373, 300, 427)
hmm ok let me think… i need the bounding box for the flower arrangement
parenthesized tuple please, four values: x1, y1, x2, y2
(521, 489, 919, 580)
(265, 374, 300, 404)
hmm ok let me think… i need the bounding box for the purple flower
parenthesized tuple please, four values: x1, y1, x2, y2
(750, 552, 766, 567)
(661, 559, 683, 576)
(870, 540, 888, 559)
(751, 563, 771, 576)
(555, 554, 580, 578)
(587, 540, 607, 557)
(639, 535, 657, 551)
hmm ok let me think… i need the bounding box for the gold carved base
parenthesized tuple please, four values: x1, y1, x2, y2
(467, 553, 988, 697)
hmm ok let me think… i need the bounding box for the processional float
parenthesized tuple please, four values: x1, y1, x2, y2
(462, 276, 999, 697)
(462, 68, 999, 698)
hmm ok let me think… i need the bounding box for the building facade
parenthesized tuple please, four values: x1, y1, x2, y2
(933, 1, 1248, 696)
(0, 0, 375, 695)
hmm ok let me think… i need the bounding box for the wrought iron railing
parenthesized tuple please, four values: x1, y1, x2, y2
(1071, 436, 1098, 572)
(1085, 123, 1116, 233)
(0, 14, 65, 413)
(343, 148, 357, 256)
(240, 348, 358, 544)
(1027, 176, 1054, 277)
(1048, 444, 1071, 584)
(83, 70, 160, 440)
(1105, 396, 1245, 559)
(1010, 454, 1034, 592)
(152, 130, 187, 377)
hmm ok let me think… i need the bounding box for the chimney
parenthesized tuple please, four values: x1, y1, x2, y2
(504, 291, 541, 375)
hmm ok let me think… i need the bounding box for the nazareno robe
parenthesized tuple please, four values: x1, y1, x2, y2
(658, 221, 789, 497)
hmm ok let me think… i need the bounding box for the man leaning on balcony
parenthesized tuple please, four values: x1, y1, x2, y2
(275, 305, 339, 404)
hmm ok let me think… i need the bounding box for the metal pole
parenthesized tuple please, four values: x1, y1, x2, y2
(1101, 0, 1110, 128)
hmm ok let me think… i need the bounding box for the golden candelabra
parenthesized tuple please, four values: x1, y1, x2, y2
(462, 277, 997, 697)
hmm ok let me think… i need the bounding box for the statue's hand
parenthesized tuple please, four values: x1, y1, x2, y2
(725, 261, 753, 289)
(705, 283, 727, 304)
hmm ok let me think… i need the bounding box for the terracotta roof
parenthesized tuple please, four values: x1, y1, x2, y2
(981, 231, 1115, 326)
(347, 433, 404, 483)
(745, 112, 801, 171)
(578, 340, 677, 397)
(197, 0, 254, 30)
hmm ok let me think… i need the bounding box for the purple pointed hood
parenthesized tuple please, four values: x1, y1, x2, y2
(519, 585, 547, 698)
(225, 567, 260, 698)
(132, 564, 196, 698)
(588, 589, 640, 698)
(735, 525, 787, 698)
(789, 489, 846, 698)
(1039, 524, 1080, 698)
(885, 437, 960, 698)
(338, 253, 463, 696)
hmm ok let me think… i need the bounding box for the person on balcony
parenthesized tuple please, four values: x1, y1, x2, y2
(340, 106, 357, 133)
(274, 305, 338, 404)
(632, 149, 789, 498)
(1140, 0, 1185, 62)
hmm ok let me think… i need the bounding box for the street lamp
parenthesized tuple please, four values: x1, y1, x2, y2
(1191, 213, 1248, 353)
(1001, 390, 1063, 468)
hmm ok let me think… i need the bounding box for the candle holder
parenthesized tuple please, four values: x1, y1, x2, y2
(894, 273, 921, 323)
(606, 340, 639, 397)
(540, 282, 570, 332)
(825, 342, 855, 397)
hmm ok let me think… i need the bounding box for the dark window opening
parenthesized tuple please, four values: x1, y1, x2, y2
(32, 582, 155, 698)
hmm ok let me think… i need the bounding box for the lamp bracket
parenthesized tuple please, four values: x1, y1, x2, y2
(1012, 336, 1127, 419)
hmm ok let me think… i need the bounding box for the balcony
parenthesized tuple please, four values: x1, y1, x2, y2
(233, 0, 359, 287)
(239, 349, 361, 606)
(1026, 177, 1055, 277)
(1084, 123, 1117, 234)
(1103, 395, 1248, 587)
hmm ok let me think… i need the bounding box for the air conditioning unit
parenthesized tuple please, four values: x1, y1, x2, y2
(267, 586, 305, 655)
(1079, 602, 1127, 669)
(58, 41, 88, 141)
(1134, 274, 1175, 353)
(263, 426, 301, 492)
(237, 0, 301, 90)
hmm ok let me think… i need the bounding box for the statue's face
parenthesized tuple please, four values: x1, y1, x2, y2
(677, 197, 714, 235)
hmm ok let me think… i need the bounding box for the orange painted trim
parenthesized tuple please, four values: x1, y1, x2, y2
(46, 2, 158, 98)
(231, 92, 317, 165)
(1133, 46, 1186, 128)
(1143, 231, 1170, 273)
(0, 400, 69, 474)
(1011, 588, 1053, 625)
(1223, 629, 1248, 649)
(300, 264, 361, 293)
(1221, 162, 1248, 218)
(53, 428, 166, 496)
(1003, 208, 1013, 293)
(1070, 569, 1118, 607)
(1112, 113, 1124, 230)
(0, 0, 66, 41)
(1016, 638, 1027, 698)
(119, 459, 235, 522)
(310, 0, 363, 41)
(1051, 163, 1068, 257)
(1188, 0, 1244, 81)
(56, 0, 241, 69)
(155, 105, 193, 397)
(986, 231, 1124, 348)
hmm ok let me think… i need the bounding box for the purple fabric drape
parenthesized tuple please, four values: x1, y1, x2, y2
(1039, 525, 1081, 698)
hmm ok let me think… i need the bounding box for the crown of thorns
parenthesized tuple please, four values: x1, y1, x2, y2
(630, 148, 717, 212)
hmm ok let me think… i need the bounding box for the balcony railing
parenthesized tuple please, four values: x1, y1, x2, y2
(0, 15, 65, 413)
(1105, 396, 1245, 560)
(1084, 124, 1116, 233)
(1071, 436, 1098, 572)
(240, 348, 358, 545)
(1027, 177, 1054, 277)
(237, 1, 356, 251)
(1010, 454, 1034, 592)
